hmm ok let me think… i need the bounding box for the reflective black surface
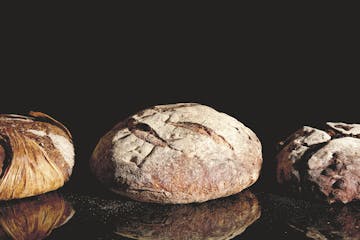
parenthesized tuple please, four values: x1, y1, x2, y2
(1, 181, 358, 240)
(0, 192, 74, 240)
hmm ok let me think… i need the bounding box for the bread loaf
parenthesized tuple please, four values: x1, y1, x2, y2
(0, 112, 75, 200)
(90, 103, 262, 204)
(277, 122, 360, 203)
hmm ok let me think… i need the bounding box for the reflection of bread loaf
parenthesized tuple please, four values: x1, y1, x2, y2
(289, 204, 360, 240)
(115, 190, 260, 240)
(0, 112, 75, 200)
(91, 103, 262, 204)
(0, 192, 74, 240)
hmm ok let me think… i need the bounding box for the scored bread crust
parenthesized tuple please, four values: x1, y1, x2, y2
(90, 103, 262, 204)
(277, 122, 360, 203)
(0, 112, 75, 200)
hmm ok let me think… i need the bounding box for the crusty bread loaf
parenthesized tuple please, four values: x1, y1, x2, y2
(90, 103, 262, 204)
(0, 112, 75, 200)
(277, 122, 360, 204)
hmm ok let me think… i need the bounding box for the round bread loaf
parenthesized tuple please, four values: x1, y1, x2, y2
(277, 122, 360, 204)
(90, 103, 262, 204)
(0, 112, 75, 200)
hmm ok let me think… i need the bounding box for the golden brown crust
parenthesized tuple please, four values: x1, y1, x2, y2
(28, 111, 72, 138)
(0, 144, 5, 176)
(0, 112, 74, 200)
(0, 192, 75, 240)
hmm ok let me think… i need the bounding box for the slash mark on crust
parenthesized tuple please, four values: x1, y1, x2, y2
(170, 121, 234, 150)
(127, 118, 168, 147)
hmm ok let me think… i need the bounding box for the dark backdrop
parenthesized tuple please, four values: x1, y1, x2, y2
(2, 18, 358, 195)
(1, 12, 359, 240)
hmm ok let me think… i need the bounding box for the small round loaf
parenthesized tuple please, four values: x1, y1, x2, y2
(277, 122, 360, 204)
(90, 103, 262, 204)
(0, 112, 75, 200)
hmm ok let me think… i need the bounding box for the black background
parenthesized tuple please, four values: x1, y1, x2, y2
(1, 11, 359, 240)
(2, 15, 359, 194)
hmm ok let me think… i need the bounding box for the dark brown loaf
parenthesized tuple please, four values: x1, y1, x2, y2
(90, 103, 262, 204)
(277, 122, 360, 204)
(0, 112, 75, 200)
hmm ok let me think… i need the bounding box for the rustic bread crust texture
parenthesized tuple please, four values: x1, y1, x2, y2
(0, 112, 75, 200)
(277, 122, 360, 204)
(90, 103, 262, 204)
